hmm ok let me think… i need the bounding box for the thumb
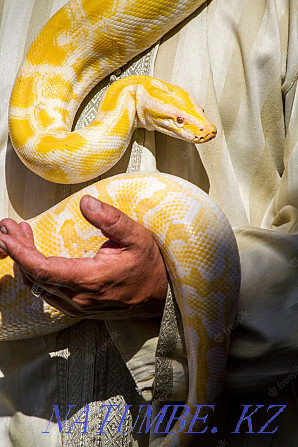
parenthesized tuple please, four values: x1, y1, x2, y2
(80, 195, 141, 246)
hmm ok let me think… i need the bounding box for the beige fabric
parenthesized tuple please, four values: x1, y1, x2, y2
(0, 2, 70, 445)
(0, 0, 297, 446)
(153, 0, 298, 395)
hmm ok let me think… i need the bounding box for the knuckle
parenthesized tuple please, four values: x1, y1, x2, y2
(0, 219, 13, 234)
(106, 207, 122, 228)
(102, 208, 123, 238)
(0, 218, 13, 226)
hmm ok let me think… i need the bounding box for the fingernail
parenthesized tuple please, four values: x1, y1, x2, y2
(0, 226, 8, 234)
(0, 240, 7, 251)
(87, 196, 101, 212)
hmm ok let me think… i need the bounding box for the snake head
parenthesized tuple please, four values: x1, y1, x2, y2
(136, 77, 217, 144)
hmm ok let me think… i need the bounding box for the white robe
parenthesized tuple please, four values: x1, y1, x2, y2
(0, 0, 297, 445)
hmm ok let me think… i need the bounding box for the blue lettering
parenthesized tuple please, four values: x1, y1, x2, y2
(65, 405, 90, 433)
(97, 405, 120, 433)
(186, 405, 214, 433)
(258, 405, 286, 433)
(233, 405, 264, 433)
(118, 405, 132, 434)
(164, 405, 189, 433)
(42, 405, 75, 433)
(134, 404, 170, 434)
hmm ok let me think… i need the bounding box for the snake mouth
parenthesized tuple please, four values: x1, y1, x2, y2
(205, 129, 217, 141)
(193, 128, 217, 143)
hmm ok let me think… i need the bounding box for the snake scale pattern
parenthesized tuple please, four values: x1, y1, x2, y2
(3, 0, 241, 444)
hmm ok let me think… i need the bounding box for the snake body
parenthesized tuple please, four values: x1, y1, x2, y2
(4, 0, 241, 444)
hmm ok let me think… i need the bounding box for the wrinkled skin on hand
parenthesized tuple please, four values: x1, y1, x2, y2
(0, 195, 168, 319)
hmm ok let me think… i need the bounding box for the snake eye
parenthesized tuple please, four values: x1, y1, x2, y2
(176, 117, 184, 128)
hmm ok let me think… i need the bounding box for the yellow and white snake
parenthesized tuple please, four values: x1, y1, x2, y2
(2, 0, 241, 444)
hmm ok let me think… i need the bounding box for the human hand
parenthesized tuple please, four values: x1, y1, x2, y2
(0, 196, 168, 319)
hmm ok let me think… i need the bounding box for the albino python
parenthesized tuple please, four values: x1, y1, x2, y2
(3, 0, 241, 444)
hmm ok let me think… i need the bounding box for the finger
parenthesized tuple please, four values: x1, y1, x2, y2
(0, 218, 27, 240)
(20, 244, 107, 288)
(0, 231, 46, 272)
(0, 230, 8, 257)
(0, 220, 35, 257)
(0, 219, 27, 256)
(19, 222, 35, 244)
(41, 289, 131, 318)
(0, 220, 63, 284)
(0, 221, 111, 289)
(0, 219, 103, 287)
(80, 195, 146, 247)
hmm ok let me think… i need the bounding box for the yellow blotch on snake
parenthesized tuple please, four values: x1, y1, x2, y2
(5, 1, 240, 445)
